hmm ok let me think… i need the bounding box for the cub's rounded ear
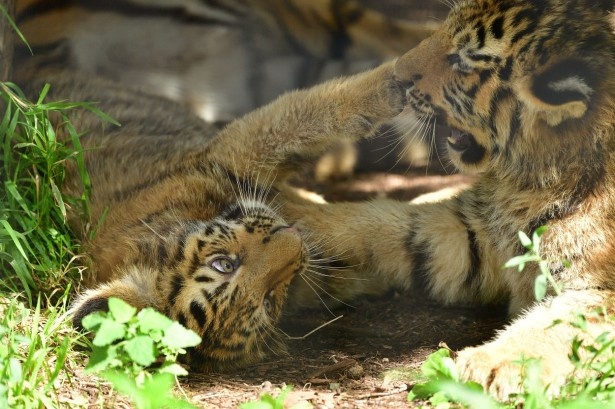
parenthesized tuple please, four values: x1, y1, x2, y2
(519, 58, 598, 126)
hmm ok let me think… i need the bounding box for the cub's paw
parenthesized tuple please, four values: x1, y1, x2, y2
(350, 62, 407, 123)
(456, 343, 569, 400)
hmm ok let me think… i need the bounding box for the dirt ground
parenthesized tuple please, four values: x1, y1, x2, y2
(177, 165, 509, 409)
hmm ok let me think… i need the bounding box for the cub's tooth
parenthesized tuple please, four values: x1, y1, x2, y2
(448, 136, 457, 145)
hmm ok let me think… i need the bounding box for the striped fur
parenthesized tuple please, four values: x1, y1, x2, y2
(14, 0, 437, 179)
(16, 61, 405, 370)
(284, 0, 615, 398)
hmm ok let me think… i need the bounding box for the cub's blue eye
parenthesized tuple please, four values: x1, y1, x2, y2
(210, 257, 236, 274)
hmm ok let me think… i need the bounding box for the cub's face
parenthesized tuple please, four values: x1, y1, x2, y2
(72, 201, 308, 371)
(173, 202, 308, 370)
(393, 0, 614, 175)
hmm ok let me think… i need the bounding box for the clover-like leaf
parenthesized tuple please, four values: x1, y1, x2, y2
(92, 318, 126, 347)
(81, 311, 107, 331)
(158, 362, 189, 377)
(162, 322, 201, 350)
(108, 297, 137, 324)
(137, 308, 173, 333)
(124, 335, 157, 367)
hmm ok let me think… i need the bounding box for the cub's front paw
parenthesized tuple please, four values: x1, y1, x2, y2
(456, 343, 569, 401)
(352, 62, 406, 124)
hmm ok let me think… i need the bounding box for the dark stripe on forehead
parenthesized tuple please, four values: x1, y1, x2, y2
(498, 57, 514, 81)
(490, 16, 505, 39)
(189, 252, 202, 276)
(478, 68, 494, 85)
(443, 88, 464, 115)
(475, 22, 486, 49)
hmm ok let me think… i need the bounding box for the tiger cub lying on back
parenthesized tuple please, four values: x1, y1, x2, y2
(284, 0, 615, 399)
(17, 63, 404, 370)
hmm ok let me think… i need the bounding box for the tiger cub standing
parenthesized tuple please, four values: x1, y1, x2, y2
(16, 61, 405, 370)
(283, 0, 615, 399)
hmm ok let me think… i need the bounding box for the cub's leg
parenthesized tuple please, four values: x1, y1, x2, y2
(203, 61, 405, 182)
(281, 188, 510, 307)
(282, 186, 615, 399)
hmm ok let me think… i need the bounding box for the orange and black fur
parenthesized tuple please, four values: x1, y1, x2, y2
(285, 0, 615, 398)
(15, 63, 404, 370)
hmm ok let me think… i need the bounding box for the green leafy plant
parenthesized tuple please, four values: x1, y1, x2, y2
(0, 294, 86, 409)
(503, 226, 565, 300)
(407, 348, 501, 409)
(82, 297, 201, 408)
(1, 80, 116, 303)
(1, 42, 114, 406)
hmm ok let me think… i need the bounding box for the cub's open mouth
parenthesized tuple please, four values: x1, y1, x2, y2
(446, 128, 486, 164)
(447, 128, 475, 152)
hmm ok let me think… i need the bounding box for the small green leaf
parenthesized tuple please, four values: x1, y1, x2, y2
(534, 274, 548, 301)
(162, 322, 202, 349)
(50, 180, 66, 220)
(108, 297, 137, 324)
(92, 318, 126, 346)
(124, 335, 157, 367)
(86, 345, 119, 373)
(8, 358, 23, 383)
(81, 311, 107, 330)
(518, 231, 532, 248)
(409, 381, 441, 400)
(429, 391, 452, 407)
(421, 349, 458, 381)
(137, 308, 173, 333)
(158, 362, 189, 377)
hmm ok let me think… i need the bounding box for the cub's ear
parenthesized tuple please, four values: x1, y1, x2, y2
(70, 266, 158, 329)
(520, 58, 597, 126)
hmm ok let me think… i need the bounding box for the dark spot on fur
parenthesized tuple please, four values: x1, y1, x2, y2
(168, 274, 184, 304)
(190, 301, 208, 328)
(490, 16, 505, 39)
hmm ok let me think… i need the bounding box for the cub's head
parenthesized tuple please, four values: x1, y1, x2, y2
(72, 201, 308, 371)
(394, 0, 615, 184)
